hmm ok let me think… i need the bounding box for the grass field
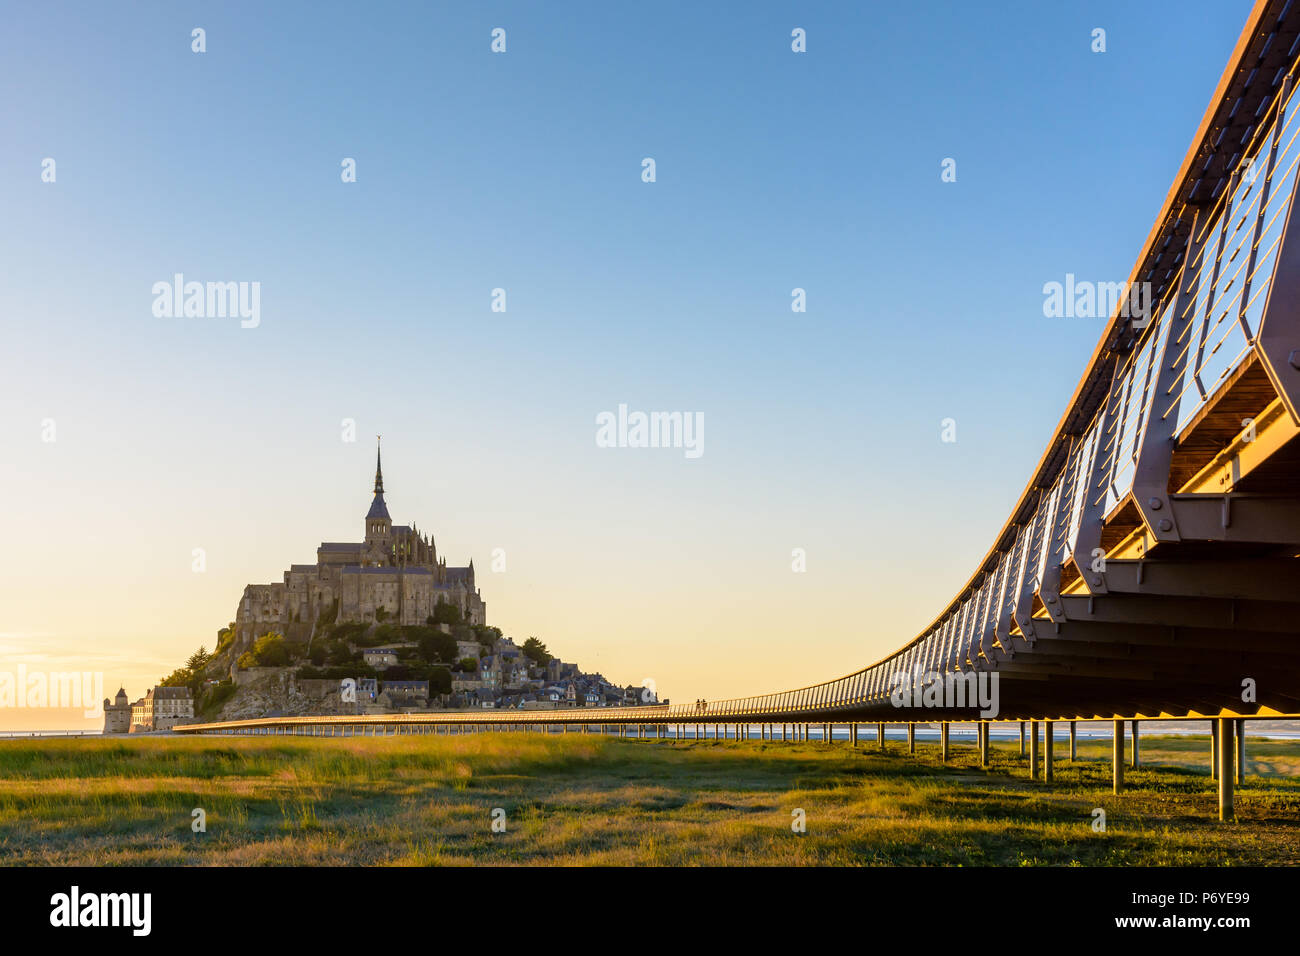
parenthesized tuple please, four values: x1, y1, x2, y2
(1, 733, 1297, 865)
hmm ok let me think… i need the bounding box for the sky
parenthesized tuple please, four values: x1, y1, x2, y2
(0, 0, 1257, 729)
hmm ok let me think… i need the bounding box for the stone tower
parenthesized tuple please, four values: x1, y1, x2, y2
(102, 687, 130, 734)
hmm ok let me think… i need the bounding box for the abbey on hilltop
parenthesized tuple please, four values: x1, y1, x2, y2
(233, 440, 485, 648)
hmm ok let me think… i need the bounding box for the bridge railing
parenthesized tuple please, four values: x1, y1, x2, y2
(883, 68, 1300, 686)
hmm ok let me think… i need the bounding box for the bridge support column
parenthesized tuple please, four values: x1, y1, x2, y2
(1069, 720, 1077, 761)
(1131, 721, 1140, 768)
(940, 722, 949, 762)
(1113, 720, 1124, 794)
(1030, 721, 1039, 780)
(908, 723, 915, 754)
(877, 722, 885, 750)
(1044, 722, 1054, 781)
(1218, 717, 1235, 821)
(1237, 719, 1246, 787)
(1019, 721, 1025, 757)
(851, 723, 858, 747)
(1211, 721, 1218, 781)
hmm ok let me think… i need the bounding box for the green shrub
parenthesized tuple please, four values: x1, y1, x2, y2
(328, 622, 369, 644)
(249, 633, 291, 667)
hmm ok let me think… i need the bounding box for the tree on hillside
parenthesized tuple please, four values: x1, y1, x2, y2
(326, 641, 355, 666)
(187, 646, 211, 674)
(415, 628, 458, 664)
(428, 666, 452, 696)
(159, 666, 193, 689)
(522, 637, 552, 665)
(431, 598, 461, 626)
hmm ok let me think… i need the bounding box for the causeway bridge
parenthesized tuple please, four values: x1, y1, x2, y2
(178, 0, 1300, 822)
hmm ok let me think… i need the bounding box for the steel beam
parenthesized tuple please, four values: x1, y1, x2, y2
(1237, 718, 1246, 786)
(1218, 717, 1235, 821)
(1130, 208, 1209, 544)
(1113, 719, 1125, 793)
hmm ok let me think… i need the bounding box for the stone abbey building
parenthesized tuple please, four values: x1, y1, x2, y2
(234, 442, 486, 647)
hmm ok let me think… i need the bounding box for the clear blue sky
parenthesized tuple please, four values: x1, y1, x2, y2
(0, 1, 1255, 726)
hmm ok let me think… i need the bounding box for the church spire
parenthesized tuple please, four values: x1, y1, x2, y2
(366, 436, 391, 523)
